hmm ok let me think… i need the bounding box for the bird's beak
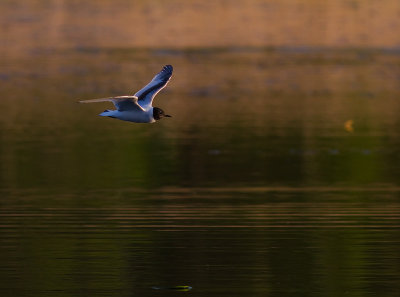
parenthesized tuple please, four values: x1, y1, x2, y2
(165, 114, 172, 117)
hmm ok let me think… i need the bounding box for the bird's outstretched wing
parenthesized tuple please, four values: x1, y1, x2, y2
(134, 65, 173, 110)
(79, 96, 144, 112)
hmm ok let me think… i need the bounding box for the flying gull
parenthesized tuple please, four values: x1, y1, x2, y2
(79, 65, 173, 123)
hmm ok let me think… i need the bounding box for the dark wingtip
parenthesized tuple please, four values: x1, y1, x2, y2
(163, 65, 173, 72)
(157, 65, 173, 80)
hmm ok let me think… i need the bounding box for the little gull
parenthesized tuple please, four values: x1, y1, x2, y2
(79, 65, 173, 123)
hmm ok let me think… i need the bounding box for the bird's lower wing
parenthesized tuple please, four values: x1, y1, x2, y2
(78, 96, 143, 112)
(78, 96, 137, 104)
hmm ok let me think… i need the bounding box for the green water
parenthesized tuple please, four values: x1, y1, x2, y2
(1, 47, 400, 297)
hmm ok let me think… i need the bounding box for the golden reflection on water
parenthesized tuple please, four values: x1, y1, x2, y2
(1, 47, 400, 191)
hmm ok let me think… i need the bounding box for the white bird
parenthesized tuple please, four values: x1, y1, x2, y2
(79, 65, 173, 123)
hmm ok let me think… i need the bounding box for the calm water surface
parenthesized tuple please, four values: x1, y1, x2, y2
(1, 46, 400, 296)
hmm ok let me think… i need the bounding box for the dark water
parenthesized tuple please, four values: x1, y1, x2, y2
(1, 47, 400, 297)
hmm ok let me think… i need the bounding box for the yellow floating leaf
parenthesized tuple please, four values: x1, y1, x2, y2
(344, 120, 354, 133)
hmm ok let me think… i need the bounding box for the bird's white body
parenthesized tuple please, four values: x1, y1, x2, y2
(79, 65, 173, 123)
(100, 107, 155, 123)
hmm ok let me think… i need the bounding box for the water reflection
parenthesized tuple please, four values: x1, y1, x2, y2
(1, 44, 400, 297)
(1, 47, 400, 191)
(1, 190, 400, 297)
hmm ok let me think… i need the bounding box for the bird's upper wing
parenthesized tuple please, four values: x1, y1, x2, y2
(79, 95, 144, 112)
(134, 65, 173, 110)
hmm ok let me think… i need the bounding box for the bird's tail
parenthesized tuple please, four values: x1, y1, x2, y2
(99, 110, 113, 117)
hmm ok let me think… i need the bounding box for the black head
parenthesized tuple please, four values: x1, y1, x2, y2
(153, 107, 172, 121)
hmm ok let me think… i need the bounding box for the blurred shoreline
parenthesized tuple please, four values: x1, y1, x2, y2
(1, 0, 400, 56)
